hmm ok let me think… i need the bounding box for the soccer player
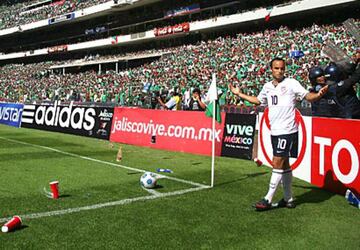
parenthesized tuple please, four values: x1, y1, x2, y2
(229, 57, 328, 211)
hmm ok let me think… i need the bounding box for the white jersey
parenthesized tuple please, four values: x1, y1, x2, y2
(257, 78, 308, 136)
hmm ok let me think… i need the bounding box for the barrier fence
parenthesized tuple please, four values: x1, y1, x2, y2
(21, 102, 114, 140)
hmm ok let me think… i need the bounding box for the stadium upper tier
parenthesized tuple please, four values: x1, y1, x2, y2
(0, 0, 357, 61)
(0, 0, 110, 30)
(0, 0, 296, 54)
(0, 20, 359, 107)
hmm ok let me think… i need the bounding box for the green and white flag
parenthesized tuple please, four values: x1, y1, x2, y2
(205, 73, 221, 123)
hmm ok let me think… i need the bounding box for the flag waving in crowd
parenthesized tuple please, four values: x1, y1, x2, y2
(265, 6, 273, 22)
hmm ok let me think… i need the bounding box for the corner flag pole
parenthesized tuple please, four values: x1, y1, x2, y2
(209, 72, 218, 188)
(211, 98, 216, 188)
(207, 73, 217, 188)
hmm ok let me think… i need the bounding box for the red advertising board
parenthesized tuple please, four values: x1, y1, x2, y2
(110, 108, 225, 156)
(311, 117, 360, 195)
(154, 22, 190, 37)
(258, 110, 360, 195)
(48, 45, 68, 53)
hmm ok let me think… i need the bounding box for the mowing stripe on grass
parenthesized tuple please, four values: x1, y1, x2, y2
(0, 136, 208, 188)
(0, 186, 209, 223)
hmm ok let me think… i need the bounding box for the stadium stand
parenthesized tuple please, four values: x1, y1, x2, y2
(0, 0, 110, 30)
(0, 0, 359, 110)
(0, 0, 294, 32)
(1, 21, 358, 107)
(0, 0, 293, 54)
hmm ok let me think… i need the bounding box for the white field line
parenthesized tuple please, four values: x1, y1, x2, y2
(0, 136, 210, 222)
(0, 136, 209, 188)
(140, 185, 162, 196)
(0, 186, 209, 223)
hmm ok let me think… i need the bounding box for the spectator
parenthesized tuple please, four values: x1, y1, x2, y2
(157, 90, 182, 110)
(0, 0, 110, 30)
(0, 20, 358, 111)
(186, 88, 206, 111)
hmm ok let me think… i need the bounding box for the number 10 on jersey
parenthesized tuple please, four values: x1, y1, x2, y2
(271, 95, 278, 105)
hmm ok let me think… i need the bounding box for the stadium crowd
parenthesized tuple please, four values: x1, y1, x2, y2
(0, 21, 359, 109)
(0, 0, 110, 30)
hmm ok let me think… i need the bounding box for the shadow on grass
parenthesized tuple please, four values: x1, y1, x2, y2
(294, 185, 335, 205)
(154, 185, 164, 189)
(16, 225, 29, 232)
(59, 194, 71, 198)
(215, 172, 268, 187)
(127, 172, 140, 175)
(294, 170, 345, 205)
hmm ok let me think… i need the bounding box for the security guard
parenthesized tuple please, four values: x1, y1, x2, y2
(308, 66, 340, 117)
(324, 62, 360, 119)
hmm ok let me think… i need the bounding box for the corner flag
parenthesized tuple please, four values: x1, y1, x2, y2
(205, 73, 221, 123)
(205, 73, 221, 188)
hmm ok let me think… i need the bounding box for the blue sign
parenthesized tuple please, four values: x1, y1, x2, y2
(0, 103, 24, 128)
(142, 82, 152, 93)
(165, 4, 200, 18)
(289, 50, 305, 59)
(48, 12, 75, 25)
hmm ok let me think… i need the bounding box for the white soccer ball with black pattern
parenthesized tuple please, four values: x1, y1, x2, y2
(140, 172, 157, 189)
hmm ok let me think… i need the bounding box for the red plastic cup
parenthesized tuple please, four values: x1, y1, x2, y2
(254, 158, 263, 167)
(50, 181, 59, 199)
(2, 216, 22, 233)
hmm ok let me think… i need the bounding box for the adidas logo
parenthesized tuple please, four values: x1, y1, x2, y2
(22, 102, 96, 131)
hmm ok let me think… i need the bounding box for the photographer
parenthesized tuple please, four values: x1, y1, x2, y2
(186, 88, 206, 111)
(157, 90, 182, 111)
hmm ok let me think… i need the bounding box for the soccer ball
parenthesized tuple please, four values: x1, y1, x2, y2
(140, 172, 157, 189)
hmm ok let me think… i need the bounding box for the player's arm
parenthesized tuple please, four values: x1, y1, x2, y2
(228, 84, 261, 105)
(304, 85, 329, 102)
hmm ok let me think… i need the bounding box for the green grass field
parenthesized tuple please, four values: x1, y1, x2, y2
(0, 124, 359, 249)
